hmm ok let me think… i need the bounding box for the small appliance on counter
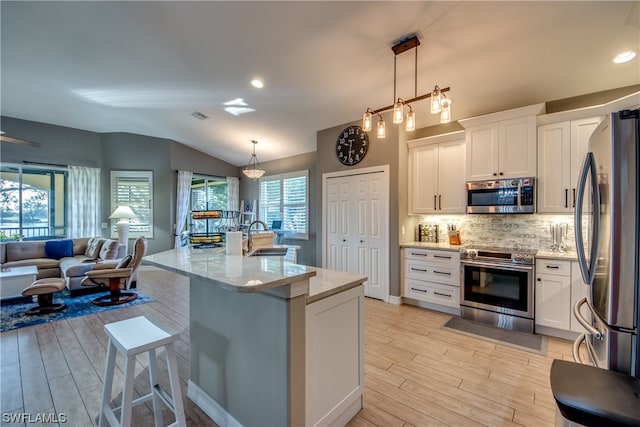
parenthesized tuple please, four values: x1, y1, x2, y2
(415, 223, 439, 243)
(447, 224, 461, 245)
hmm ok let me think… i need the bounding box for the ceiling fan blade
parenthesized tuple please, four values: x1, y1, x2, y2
(0, 135, 41, 147)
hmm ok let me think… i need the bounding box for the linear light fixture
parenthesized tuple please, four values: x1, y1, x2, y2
(362, 35, 453, 133)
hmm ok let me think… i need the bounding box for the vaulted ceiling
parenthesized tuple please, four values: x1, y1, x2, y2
(1, 1, 638, 165)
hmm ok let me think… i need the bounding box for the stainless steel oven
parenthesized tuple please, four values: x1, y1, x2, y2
(460, 247, 536, 333)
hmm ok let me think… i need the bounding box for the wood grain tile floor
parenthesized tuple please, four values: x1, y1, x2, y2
(0, 265, 572, 426)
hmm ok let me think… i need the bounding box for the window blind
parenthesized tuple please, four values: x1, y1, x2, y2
(259, 170, 308, 239)
(111, 171, 153, 238)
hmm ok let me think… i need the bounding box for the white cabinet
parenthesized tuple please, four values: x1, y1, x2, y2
(402, 248, 460, 311)
(460, 104, 543, 182)
(570, 261, 591, 334)
(408, 132, 466, 214)
(537, 117, 603, 213)
(464, 116, 537, 181)
(535, 259, 572, 330)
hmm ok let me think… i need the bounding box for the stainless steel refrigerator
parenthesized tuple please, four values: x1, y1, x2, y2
(573, 108, 639, 378)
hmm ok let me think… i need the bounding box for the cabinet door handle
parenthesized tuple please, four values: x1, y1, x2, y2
(410, 287, 427, 293)
(537, 278, 542, 281)
(434, 291, 452, 298)
(572, 188, 576, 208)
(411, 268, 428, 272)
(546, 265, 560, 269)
(433, 270, 451, 275)
(434, 195, 437, 210)
(411, 252, 427, 256)
(565, 189, 569, 208)
(438, 195, 442, 210)
(434, 255, 452, 259)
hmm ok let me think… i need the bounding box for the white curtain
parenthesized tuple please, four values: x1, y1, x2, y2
(227, 176, 239, 211)
(68, 166, 101, 238)
(175, 170, 193, 248)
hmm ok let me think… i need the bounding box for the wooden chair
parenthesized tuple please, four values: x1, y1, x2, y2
(81, 236, 147, 306)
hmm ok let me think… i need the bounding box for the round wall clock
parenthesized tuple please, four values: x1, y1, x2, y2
(336, 125, 368, 166)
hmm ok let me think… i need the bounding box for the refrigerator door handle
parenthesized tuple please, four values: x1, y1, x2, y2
(573, 296, 603, 339)
(574, 152, 601, 286)
(572, 333, 600, 368)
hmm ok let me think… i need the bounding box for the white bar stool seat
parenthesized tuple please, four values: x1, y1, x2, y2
(100, 316, 186, 427)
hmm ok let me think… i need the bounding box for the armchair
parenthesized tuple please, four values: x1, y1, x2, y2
(81, 236, 147, 306)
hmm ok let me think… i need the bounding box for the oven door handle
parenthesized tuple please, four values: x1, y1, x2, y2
(460, 260, 533, 272)
(573, 296, 603, 339)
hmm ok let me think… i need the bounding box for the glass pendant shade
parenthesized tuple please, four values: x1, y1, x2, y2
(406, 108, 416, 131)
(377, 118, 386, 138)
(362, 110, 373, 131)
(440, 98, 452, 124)
(393, 101, 404, 124)
(242, 140, 266, 179)
(430, 88, 442, 114)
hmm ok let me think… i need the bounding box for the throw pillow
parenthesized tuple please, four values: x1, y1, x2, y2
(116, 255, 133, 269)
(84, 237, 105, 259)
(44, 239, 74, 259)
(99, 239, 120, 260)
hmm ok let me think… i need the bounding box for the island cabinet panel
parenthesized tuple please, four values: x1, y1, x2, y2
(306, 285, 364, 427)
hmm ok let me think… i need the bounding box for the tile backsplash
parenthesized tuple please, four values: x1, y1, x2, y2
(412, 214, 576, 251)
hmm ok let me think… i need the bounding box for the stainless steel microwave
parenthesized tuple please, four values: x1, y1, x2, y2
(466, 177, 535, 214)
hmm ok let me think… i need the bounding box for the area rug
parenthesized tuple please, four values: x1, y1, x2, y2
(0, 290, 153, 332)
(442, 316, 547, 355)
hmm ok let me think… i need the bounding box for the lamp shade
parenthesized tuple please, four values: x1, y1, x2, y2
(109, 205, 136, 220)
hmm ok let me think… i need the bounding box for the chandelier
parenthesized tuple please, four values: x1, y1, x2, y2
(362, 35, 452, 138)
(242, 140, 266, 179)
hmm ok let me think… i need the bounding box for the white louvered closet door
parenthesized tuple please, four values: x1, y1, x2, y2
(325, 170, 388, 301)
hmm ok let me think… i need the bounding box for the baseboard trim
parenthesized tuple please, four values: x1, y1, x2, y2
(188, 380, 242, 427)
(388, 295, 402, 305)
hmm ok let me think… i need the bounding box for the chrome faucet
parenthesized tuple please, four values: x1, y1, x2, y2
(247, 220, 268, 253)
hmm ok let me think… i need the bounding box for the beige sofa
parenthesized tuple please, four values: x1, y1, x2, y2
(0, 237, 126, 295)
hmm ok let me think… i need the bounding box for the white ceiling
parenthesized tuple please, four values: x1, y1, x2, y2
(1, 1, 639, 166)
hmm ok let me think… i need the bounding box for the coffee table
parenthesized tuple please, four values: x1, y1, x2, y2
(0, 266, 38, 300)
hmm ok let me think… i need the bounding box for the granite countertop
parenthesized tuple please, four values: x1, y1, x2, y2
(305, 267, 367, 304)
(536, 249, 578, 261)
(400, 241, 464, 252)
(143, 247, 316, 294)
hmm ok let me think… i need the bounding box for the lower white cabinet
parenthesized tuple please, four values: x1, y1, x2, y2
(402, 248, 460, 311)
(535, 259, 571, 330)
(535, 259, 588, 335)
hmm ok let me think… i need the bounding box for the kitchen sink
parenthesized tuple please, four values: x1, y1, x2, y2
(247, 247, 288, 257)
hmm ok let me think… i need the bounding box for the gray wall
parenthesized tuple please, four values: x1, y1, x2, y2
(239, 152, 317, 266)
(1, 116, 239, 255)
(316, 112, 402, 296)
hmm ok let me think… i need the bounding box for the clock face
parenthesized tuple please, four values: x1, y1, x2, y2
(336, 126, 368, 166)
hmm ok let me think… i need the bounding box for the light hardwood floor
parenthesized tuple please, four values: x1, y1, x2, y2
(0, 266, 572, 426)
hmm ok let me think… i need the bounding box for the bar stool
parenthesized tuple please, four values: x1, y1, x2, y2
(100, 316, 186, 427)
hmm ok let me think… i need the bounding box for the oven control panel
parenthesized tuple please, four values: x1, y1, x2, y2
(459, 247, 536, 265)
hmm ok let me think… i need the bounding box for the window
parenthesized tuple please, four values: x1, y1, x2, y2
(110, 171, 153, 238)
(189, 175, 227, 235)
(0, 163, 68, 240)
(259, 170, 308, 239)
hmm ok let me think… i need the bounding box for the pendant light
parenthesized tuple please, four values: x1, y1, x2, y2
(242, 140, 266, 180)
(361, 35, 453, 134)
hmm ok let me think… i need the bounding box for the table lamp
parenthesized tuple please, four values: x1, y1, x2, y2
(109, 206, 137, 253)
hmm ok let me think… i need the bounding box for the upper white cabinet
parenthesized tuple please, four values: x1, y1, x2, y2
(460, 104, 544, 182)
(408, 132, 466, 214)
(537, 116, 603, 213)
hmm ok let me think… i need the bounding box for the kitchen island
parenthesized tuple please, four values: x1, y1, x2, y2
(143, 247, 365, 427)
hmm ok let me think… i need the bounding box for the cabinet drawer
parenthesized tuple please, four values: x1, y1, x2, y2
(404, 279, 460, 309)
(536, 259, 570, 276)
(404, 248, 460, 264)
(405, 260, 459, 286)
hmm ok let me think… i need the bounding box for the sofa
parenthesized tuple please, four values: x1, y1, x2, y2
(0, 237, 126, 294)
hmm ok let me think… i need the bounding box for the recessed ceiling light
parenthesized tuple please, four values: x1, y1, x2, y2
(612, 50, 637, 64)
(251, 79, 264, 89)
